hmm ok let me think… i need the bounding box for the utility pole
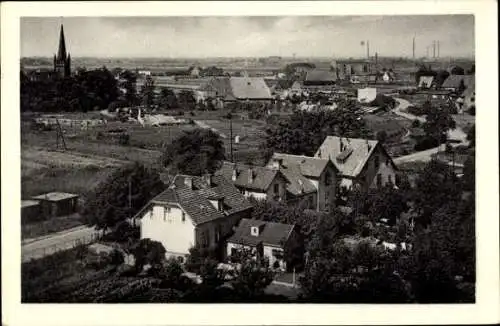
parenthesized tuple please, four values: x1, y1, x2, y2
(228, 113, 234, 162)
(412, 36, 415, 60)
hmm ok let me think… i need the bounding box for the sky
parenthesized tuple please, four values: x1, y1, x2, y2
(21, 16, 475, 58)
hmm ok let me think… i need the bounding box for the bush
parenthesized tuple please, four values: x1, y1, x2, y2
(468, 106, 475, 116)
(118, 133, 130, 146)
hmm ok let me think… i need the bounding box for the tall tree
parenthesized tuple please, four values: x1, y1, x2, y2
(264, 99, 370, 157)
(157, 88, 178, 110)
(140, 75, 156, 109)
(82, 162, 165, 231)
(423, 102, 456, 143)
(162, 129, 225, 175)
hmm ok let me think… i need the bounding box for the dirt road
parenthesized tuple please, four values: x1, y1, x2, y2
(22, 225, 100, 263)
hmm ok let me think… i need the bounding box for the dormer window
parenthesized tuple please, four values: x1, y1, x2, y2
(251, 226, 260, 237)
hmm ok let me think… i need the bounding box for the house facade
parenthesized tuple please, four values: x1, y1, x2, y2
(226, 218, 303, 271)
(137, 174, 253, 259)
(216, 161, 287, 202)
(315, 136, 397, 192)
(267, 154, 339, 212)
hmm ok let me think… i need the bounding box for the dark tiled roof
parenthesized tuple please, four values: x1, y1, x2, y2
(315, 136, 380, 178)
(270, 153, 331, 178)
(216, 161, 280, 192)
(305, 69, 337, 83)
(149, 174, 253, 225)
(441, 75, 475, 90)
(227, 218, 295, 247)
(276, 163, 317, 196)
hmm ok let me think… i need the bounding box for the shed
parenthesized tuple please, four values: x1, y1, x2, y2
(31, 192, 79, 218)
(21, 200, 41, 223)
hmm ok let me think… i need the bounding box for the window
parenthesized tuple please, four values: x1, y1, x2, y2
(376, 174, 382, 188)
(274, 183, 280, 195)
(374, 155, 380, 169)
(325, 171, 332, 186)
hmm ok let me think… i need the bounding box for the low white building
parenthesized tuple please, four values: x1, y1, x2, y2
(136, 174, 253, 260)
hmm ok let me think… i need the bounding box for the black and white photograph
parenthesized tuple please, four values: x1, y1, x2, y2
(2, 1, 499, 325)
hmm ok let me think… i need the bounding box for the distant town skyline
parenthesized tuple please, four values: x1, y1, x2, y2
(21, 16, 475, 59)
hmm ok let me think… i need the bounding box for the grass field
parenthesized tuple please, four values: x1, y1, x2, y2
(22, 213, 85, 240)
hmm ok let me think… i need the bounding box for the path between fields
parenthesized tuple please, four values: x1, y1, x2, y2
(22, 225, 100, 263)
(392, 97, 469, 165)
(194, 120, 228, 139)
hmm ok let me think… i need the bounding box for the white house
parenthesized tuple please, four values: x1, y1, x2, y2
(226, 218, 302, 271)
(136, 174, 253, 260)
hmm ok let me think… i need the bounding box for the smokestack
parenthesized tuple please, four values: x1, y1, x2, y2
(375, 52, 378, 65)
(232, 166, 237, 181)
(367, 40, 370, 59)
(437, 41, 440, 58)
(412, 36, 415, 59)
(248, 167, 254, 184)
(433, 41, 436, 58)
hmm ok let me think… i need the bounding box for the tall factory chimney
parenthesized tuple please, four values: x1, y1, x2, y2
(367, 40, 370, 59)
(433, 41, 436, 58)
(412, 36, 415, 59)
(437, 41, 440, 58)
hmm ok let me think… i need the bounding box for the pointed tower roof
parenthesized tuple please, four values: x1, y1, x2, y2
(56, 24, 67, 60)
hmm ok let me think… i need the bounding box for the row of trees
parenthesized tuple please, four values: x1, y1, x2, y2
(21, 67, 121, 112)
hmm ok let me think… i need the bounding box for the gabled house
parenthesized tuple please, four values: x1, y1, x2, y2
(215, 161, 287, 202)
(207, 77, 273, 103)
(315, 136, 397, 192)
(136, 174, 253, 260)
(226, 218, 302, 271)
(266, 154, 339, 212)
(441, 75, 475, 93)
(417, 75, 435, 89)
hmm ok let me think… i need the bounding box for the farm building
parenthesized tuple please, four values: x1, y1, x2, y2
(303, 69, 337, 86)
(31, 192, 79, 218)
(21, 200, 41, 223)
(207, 77, 273, 103)
(441, 75, 475, 92)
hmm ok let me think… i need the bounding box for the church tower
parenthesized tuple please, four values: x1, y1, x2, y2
(53, 24, 71, 78)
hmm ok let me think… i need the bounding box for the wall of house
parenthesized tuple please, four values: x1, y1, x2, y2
(196, 208, 252, 251)
(243, 190, 267, 201)
(318, 166, 338, 212)
(263, 245, 285, 270)
(226, 242, 255, 259)
(265, 175, 287, 202)
(358, 145, 397, 190)
(140, 204, 195, 256)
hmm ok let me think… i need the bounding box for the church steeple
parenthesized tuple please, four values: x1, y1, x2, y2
(56, 24, 67, 61)
(54, 23, 71, 78)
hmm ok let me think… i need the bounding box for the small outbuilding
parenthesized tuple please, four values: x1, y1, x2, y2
(31, 192, 79, 218)
(21, 200, 41, 223)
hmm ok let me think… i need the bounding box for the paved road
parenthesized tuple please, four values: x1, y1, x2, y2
(392, 97, 469, 165)
(22, 225, 100, 263)
(393, 98, 426, 123)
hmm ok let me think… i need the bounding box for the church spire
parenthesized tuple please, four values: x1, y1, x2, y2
(57, 24, 67, 61)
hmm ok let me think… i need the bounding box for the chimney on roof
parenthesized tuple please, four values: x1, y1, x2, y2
(251, 224, 265, 237)
(232, 166, 238, 182)
(184, 176, 193, 189)
(248, 167, 254, 184)
(366, 139, 372, 152)
(203, 173, 213, 187)
(339, 137, 345, 152)
(271, 158, 283, 170)
(298, 179, 304, 193)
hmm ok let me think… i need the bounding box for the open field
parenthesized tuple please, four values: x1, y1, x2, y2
(22, 213, 85, 240)
(21, 165, 116, 198)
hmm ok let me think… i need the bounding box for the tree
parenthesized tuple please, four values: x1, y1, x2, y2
(132, 239, 166, 273)
(450, 66, 465, 75)
(120, 70, 139, 106)
(162, 129, 225, 175)
(462, 150, 475, 192)
(157, 88, 178, 110)
(231, 253, 275, 300)
(412, 160, 461, 228)
(81, 162, 165, 231)
(264, 99, 370, 156)
(466, 124, 475, 148)
(423, 103, 456, 143)
(177, 90, 196, 111)
(434, 70, 450, 87)
(376, 130, 388, 144)
(365, 186, 410, 225)
(140, 75, 156, 109)
(467, 64, 475, 75)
